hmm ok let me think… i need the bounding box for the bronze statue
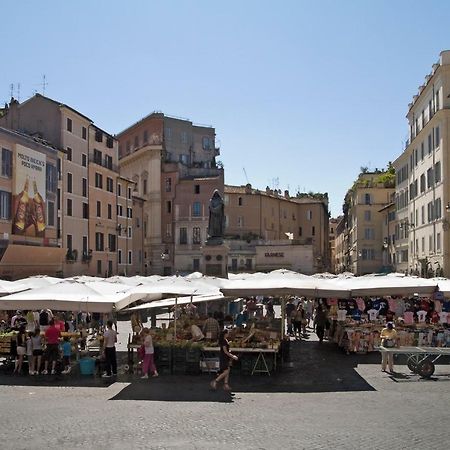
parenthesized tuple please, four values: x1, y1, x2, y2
(207, 189, 225, 244)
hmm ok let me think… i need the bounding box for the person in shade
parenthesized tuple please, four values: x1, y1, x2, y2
(314, 305, 327, 343)
(102, 320, 118, 378)
(210, 329, 238, 392)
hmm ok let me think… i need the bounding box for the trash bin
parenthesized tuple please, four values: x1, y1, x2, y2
(79, 357, 95, 375)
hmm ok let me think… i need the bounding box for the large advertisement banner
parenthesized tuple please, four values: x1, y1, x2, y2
(12, 145, 47, 237)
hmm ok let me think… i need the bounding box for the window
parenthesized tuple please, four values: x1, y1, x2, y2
(427, 167, 434, 188)
(165, 127, 172, 140)
(429, 235, 433, 253)
(67, 118, 72, 132)
(126, 141, 130, 153)
(67, 199, 72, 216)
(128, 187, 132, 199)
(312, 226, 315, 236)
(57, 188, 61, 210)
(67, 173, 72, 193)
(420, 174, 425, 193)
(82, 153, 87, 167)
(180, 227, 187, 244)
(436, 89, 440, 110)
(422, 237, 425, 253)
(136, 217, 140, 228)
(143, 179, 147, 195)
(118, 250, 122, 264)
(435, 161, 441, 183)
(364, 193, 371, 205)
(193, 259, 200, 272)
(421, 142, 424, 160)
(193, 227, 201, 244)
(95, 130, 103, 143)
(166, 223, 171, 237)
(238, 197, 243, 206)
(435, 126, 440, 149)
(117, 184, 121, 197)
(435, 198, 442, 219)
(202, 136, 210, 150)
(237, 216, 244, 228)
(1, 148, 12, 177)
(195, 185, 200, 194)
(66, 147, 72, 161)
(82, 178, 87, 197)
(82, 202, 88, 219)
(127, 207, 132, 218)
(421, 205, 425, 225)
(306, 210, 312, 220)
(117, 204, 123, 216)
(362, 249, 375, 260)
(428, 133, 432, 154)
(94, 149, 102, 165)
(134, 135, 139, 149)
(47, 201, 55, 226)
(128, 251, 132, 265)
(82, 126, 87, 140)
(108, 204, 112, 219)
(95, 173, 103, 189)
(437, 233, 441, 252)
(364, 228, 375, 240)
(364, 210, 371, 221)
(66, 234, 73, 251)
(45, 164, 57, 193)
(143, 130, 148, 143)
(96, 201, 101, 217)
(95, 232, 104, 251)
(167, 201, 172, 214)
(192, 202, 201, 217)
(128, 226, 132, 238)
(108, 234, 116, 252)
(299, 226, 302, 236)
(82, 236, 88, 254)
(105, 155, 113, 170)
(231, 258, 238, 271)
(106, 177, 113, 193)
(165, 178, 172, 192)
(0, 191, 11, 219)
(106, 136, 113, 149)
(427, 201, 434, 222)
(97, 260, 102, 275)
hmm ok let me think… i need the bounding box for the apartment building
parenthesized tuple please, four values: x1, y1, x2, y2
(0, 94, 122, 277)
(334, 216, 348, 273)
(340, 171, 395, 275)
(393, 51, 450, 277)
(117, 112, 223, 275)
(0, 126, 64, 279)
(224, 184, 330, 274)
(329, 217, 341, 273)
(379, 198, 396, 273)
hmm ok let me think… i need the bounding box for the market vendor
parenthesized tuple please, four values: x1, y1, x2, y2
(203, 312, 221, 340)
(380, 322, 398, 373)
(184, 323, 204, 342)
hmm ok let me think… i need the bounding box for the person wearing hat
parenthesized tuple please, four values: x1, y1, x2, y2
(380, 322, 398, 373)
(11, 310, 26, 330)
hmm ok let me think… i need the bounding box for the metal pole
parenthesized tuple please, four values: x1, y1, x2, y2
(174, 295, 178, 341)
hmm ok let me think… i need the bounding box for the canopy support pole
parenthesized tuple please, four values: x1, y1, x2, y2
(281, 295, 286, 337)
(174, 295, 178, 341)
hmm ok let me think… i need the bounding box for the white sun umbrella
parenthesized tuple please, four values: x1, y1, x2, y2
(434, 278, 450, 296)
(0, 279, 29, 295)
(333, 275, 438, 296)
(0, 280, 117, 313)
(105, 276, 143, 287)
(8, 275, 64, 292)
(128, 293, 226, 311)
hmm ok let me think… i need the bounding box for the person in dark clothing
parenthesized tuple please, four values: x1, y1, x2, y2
(314, 305, 327, 343)
(210, 330, 238, 391)
(285, 299, 296, 335)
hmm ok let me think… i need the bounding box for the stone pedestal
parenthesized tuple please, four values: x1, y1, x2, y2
(201, 241, 229, 278)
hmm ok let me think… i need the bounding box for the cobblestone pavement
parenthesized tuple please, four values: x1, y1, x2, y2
(1, 330, 450, 449)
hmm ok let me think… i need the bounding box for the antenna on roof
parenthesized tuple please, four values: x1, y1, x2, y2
(41, 75, 47, 95)
(10, 83, 14, 99)
(243, 167, 249, 184)
(17, 83, 21, 102)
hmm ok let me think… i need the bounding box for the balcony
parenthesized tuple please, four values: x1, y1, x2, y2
(89, 155, 119, 172)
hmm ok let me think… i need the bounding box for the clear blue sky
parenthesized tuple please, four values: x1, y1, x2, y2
(2, 0, 450, 217)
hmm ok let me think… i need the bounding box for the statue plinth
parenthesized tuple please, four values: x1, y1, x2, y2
(201, 241, 229, 278)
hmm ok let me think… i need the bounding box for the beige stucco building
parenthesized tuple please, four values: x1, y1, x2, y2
(329, 217, 341, 273)
(393, 51, 450, 277)
(337, 172, 395, 275)
(224, 184, 330, 274)
(116, 113, 223, 275)
(0, 94, 130, 277)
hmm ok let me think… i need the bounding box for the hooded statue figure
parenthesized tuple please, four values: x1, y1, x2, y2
(207, 189, 225, 241)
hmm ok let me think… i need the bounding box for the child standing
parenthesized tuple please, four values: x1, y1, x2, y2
(31, 328, 43, 375)
(141, 328, 158, 379)
(61, 337, 72, 374)
(26, 332, 34, 375)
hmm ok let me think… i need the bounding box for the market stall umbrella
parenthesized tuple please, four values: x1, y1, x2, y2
(333, 275, 438, 296)
(8, 275, 64, 293)
(0, 279, 29, 295)
(127, 293, 226, 311)
(434, 278, 450, 296)
(0, 281, 121, 313)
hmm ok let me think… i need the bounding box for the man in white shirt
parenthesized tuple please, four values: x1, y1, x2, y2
(102, 320, 117, 377)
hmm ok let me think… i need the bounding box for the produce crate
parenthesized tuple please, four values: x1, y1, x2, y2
(155, 346, 172, 363)
(186, 348, 201, 363)
(172, 348, 186, 362)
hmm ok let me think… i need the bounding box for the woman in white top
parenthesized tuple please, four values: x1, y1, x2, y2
(141, 328, 158, 379)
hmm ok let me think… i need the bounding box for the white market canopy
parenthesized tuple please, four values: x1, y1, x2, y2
(128, 293, 226, 311)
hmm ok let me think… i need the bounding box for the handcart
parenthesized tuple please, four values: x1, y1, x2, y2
(379, 346, 450, 378)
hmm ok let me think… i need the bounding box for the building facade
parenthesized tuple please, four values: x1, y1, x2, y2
(0, 127, 64, 279)
(393, 51, 450, 277)
(224, 184, 330, 274)
(116, 113, 223, 275)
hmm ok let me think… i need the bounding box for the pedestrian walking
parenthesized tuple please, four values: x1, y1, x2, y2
(102, 320, 118, 378)
(314, 305, 327, 343)
(13, 325, 26, 374)
(210, 329, 238, 391)
(42, 319, 61, 375)
(380, 322, 398, 373)
(140, 328, 158, 379)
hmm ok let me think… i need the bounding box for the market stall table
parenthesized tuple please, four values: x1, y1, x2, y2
(379, 345, 450, 378)
(202, 346, 279, 375)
